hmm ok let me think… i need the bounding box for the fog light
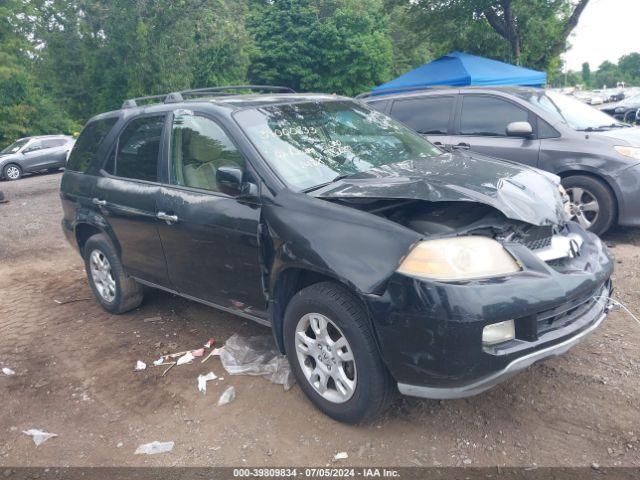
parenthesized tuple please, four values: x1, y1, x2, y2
(482, 320, 515, 345)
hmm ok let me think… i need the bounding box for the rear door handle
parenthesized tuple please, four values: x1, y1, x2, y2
(157, 211, 178, 224)
(452, 143, 470, 150)
(92, 198, 107, 206)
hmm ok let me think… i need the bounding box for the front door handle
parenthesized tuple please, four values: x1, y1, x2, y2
(92, 198, 107, 206)
(452, 143, 470, 150)
(157, 211, 179, 224)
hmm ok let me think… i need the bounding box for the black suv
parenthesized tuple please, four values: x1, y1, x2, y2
(362, 87, 640, 235)
(61, 86, 613, 423)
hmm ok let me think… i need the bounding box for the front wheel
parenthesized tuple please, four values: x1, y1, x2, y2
(562, 175, 616, 235)
(3, 164, 22, 181)
(283, 282, 395, 423)
(83, 233, 143, 314)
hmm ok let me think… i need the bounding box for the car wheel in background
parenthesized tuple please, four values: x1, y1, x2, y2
(83, 233, 143, 314)
(283, 282, 395, 423)
(3, 164, 22, 181)
(562, 175, 615, 235)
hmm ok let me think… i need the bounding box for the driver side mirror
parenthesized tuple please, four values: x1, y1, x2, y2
(216, 166, 258, 199)
(506, 121, 533, 138)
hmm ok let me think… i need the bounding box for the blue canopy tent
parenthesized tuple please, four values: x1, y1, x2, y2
(371, 51, 547, 96)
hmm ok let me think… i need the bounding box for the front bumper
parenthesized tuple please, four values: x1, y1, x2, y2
(364, 223, 614, 398)
(398, 286, 612, 399)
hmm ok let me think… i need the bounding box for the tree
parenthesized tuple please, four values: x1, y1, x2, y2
(248, 0, 393, 96)
(592, 61, 619, 89)
(581, 62, 591, 87)
(394, 0, 591, 71)
(618, 52, 640, 85)
(0, 0, 77, 147)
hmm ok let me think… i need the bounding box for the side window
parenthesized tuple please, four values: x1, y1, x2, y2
(67, 117, 118, 172)
(24, 140, 43, 153)
(366, 99, 389, 113)
(537, 118, 560, 139)
(170, 114, 245, 193)
(41, 139, 60, 149)
(460, 96, 528, 136)
(390, 96, 454, 134)
(114, 116, 165, 182)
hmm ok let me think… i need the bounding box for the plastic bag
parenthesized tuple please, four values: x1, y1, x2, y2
(217, 386, 236, 406)
(134, 441, 174, 455)
(2, 367, 15, 376)
(23, 429, 58, 446)
(218, 334, 294, 389)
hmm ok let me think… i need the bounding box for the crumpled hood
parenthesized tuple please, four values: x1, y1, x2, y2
(591, 126, 640, 146)
(310, 151, 569, 227)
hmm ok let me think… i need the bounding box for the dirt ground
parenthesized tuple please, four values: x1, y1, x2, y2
(0, 172, 639, 468)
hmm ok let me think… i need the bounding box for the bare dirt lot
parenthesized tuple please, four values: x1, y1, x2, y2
(1, 173, 639, 468)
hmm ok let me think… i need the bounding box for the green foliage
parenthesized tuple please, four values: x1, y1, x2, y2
(248, 0, 393, 96)
(0, 0, 77, 148)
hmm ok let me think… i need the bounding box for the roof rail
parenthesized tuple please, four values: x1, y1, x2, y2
(121, 85, 295, 109)
(356, 85, 452, 99)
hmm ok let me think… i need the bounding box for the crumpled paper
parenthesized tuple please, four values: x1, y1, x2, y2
(134, 441, 174, 455)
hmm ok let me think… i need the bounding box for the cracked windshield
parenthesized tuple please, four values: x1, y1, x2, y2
(235, 101, 442, 191)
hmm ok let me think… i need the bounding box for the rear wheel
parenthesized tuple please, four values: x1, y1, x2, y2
(283, 282, 395, 423)
(3, 164, 22, 181)
(83, 233, 143, 314)
(562, 175, 615, 235)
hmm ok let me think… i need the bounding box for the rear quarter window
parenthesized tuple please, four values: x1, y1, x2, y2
(66, 118, 118, 173)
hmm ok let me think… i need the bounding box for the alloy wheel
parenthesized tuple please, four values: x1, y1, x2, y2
(566, 187, 600, 230)
(89, 249, 116, 302)
(5, 166, 20, 180)
(294, 313, 357, 403)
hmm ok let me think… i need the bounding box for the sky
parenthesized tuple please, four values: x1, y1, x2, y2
(562, 0, 640, 72)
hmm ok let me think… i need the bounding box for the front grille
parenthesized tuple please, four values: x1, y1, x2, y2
(517, 226, 553, 251)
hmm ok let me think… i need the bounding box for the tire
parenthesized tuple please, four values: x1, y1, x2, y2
(83, 233, 143, 314)
(283, 282, 395, 423)
(561, 175, 616, 235)
(3, 164, 22, 181)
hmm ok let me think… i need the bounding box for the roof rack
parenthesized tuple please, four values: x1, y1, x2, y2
(121, 85, 296, 109)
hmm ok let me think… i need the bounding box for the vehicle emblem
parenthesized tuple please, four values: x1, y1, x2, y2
(569, 238, 581, 258)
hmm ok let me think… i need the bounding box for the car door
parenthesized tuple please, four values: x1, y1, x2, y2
(156, 110, 266, 319)
(453, 94, 541, 167)
(40, 138, 67, 168)
(92, 114, 170, 287)
(388, 95, 454, 150)
(20, 140, 49, 171)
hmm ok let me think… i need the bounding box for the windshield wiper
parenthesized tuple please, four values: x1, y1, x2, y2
(303, 173, 353, 193)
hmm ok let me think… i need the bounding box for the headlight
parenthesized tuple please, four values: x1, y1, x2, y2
(397, 236, 521, 281)
(614, 146, 640, 160)
(483, 320, 516, 345)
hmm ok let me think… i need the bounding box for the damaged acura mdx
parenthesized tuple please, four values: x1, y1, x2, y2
(60, 86, 614, 423)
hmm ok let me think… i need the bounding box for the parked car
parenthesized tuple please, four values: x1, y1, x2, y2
(61, 86, 613, 423)
(601, 93, 640, 124)
(0, 135, 74, 180)
(362, 86, 640, 235)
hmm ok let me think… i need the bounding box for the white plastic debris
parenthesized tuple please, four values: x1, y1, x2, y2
(2, 367, 15, 376)
(197, 372, 217, 394)
(217, 386, 236, 406)
(134, 441, 174, 455)
(176, 351, 195, 366)
(135, 360, 146, 371)
(23, 429, 58, 446)
(218, 334, 294, 389)
(334, 452, 348, 461)
(152, 357, 164, 366)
